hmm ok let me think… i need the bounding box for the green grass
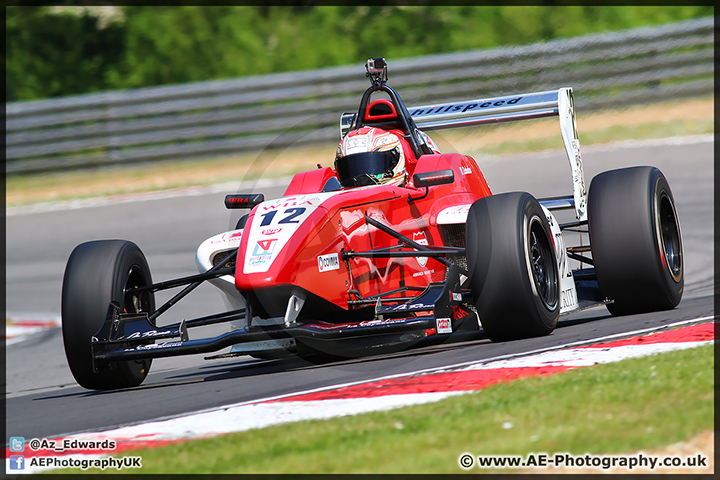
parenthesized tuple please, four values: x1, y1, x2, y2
(70, 343, 713, 474)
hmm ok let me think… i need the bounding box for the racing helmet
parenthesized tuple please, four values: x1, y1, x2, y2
(335, 127, 406, 187)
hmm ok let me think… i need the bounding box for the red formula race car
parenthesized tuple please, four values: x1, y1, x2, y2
(62, 58, 684, 390)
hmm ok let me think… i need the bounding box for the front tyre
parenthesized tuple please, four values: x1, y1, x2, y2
(588, 166, 683, 315)
(62, 240, 155, 390)
(466, 192, 559, 341)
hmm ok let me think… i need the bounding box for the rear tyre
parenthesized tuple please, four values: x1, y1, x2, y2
(466, 192, 559, 341)
(588, 166, 683, 315)
(62, 240, 155, 390)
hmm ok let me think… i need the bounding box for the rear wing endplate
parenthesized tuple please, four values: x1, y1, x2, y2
(341, 88, 587, 220)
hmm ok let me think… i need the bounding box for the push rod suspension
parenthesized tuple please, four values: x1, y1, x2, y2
(344, 249, 465, 259)
(161, 307, 247, 331)
(363, 214, 469, 276)
(147, 248, 238, 322)
(127, 249, 238, 294)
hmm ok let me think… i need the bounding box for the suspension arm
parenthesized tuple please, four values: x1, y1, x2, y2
(363, 214, 469, 276)
(146, 248, 238, 322)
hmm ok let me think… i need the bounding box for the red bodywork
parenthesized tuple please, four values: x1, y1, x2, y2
(234, 152, 491, 320)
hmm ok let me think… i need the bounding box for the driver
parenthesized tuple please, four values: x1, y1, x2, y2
(334, 126, 440, 188)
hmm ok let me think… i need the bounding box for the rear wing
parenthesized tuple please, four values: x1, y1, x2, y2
(341, 88, 587, 221)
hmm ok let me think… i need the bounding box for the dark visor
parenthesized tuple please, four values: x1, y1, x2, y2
(334, 150, 399, 187)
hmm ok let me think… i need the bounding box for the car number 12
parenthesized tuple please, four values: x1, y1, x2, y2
(259, 207, 307, 227)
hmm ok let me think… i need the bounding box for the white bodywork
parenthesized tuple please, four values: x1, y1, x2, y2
(436, 204, 471, 225)
(198, 229, 291, 354)
(242, 192, 337, 274)
(196, 229, 245, 311)
(541, 205, 579, 314)
(557, 89, 587, 221)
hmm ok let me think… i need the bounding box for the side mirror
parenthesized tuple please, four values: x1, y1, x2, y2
(225, 194, 264, 209)
(413, 169, 454, 188)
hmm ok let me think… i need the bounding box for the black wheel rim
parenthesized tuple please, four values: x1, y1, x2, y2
(529, 217, 558, 310)
(658, 192, 682, 282)
(122, 264, 154, 373)
(123, 266, 153, 315)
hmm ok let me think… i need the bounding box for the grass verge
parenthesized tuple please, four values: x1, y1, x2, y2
(73, 343, 713, 474)
(7, 96, 712, 208)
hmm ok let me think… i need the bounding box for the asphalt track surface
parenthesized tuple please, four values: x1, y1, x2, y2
(6, 139, 713, 440)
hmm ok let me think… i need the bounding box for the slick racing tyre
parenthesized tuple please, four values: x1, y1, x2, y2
(588, 166, 683, 315)
(62, 240, 155, 390)
(466, 192, 559, 341)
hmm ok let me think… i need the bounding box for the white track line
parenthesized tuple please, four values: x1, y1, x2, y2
(4, 315, 61, 345)
(7, 318, 713, 474)
(465, 341, 711, 369)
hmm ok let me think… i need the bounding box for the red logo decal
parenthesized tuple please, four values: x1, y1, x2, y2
(257, 239, 275, 251)
(453, 305, 470, 320)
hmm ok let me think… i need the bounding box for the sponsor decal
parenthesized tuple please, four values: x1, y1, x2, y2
(243, 192, 338, 274)
(413, 231, 429, 268)
(459, 166, 472, 175)
(561, 287, 578, 310)
(248, 256, 271, 267)
(412, 269, 435, 278)
(304, 317, 409, 331)
(253, 239, 277, 257)
(259, 197, 321, 212)
(453, 305, 471, 320)
(318, 253, 340, 272)
(452, 292, 463, 302)
(209, 230, 243, 245)
(366, 210, 390, 224)
(410, 97, 523, 117)
(436, 317, 452, 334)
(125, 342, 183, 352)
(386, 303, 411, 312)
(417, 172, 452, 185)
(449, 205, 470, 215)
(358, 318, 407, 327)
(123, 329, 174, 340)
(571, 138, 588, 197)
(225, 194, 263, 207)
(382, 299, 433, 312)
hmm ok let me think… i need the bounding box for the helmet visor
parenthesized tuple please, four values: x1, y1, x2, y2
(334, 150, 399, 187)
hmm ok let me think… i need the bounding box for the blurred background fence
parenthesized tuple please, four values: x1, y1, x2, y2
(5, 16, 713, 174)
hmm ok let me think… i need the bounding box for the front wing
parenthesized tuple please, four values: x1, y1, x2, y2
(89, 264, 479, 365)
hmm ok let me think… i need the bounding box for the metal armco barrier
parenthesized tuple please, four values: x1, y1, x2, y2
(5, 17, 714, 174)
